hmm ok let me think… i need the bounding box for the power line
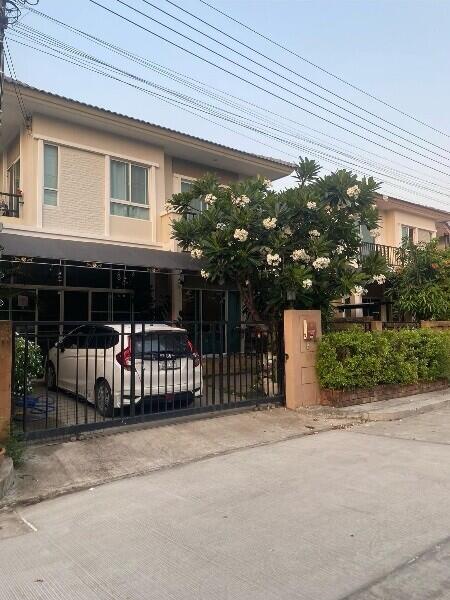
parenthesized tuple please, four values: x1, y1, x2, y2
(198, 0, 450, 141)
(3, 38, 29, 128)
(0, 0, 39, 120)
(109, 0, 450, 166)
(142, 0, 450, 158)
(26, 4, 450, 193)
(87, 0, 450, 177)
(12, 23, 450, 199)
(7, 31, 450, 209)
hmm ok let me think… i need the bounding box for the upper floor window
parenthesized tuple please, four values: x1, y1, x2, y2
(8, 159, 20, 195)
(43, 144, 58, 206)
(401, 225, 433, 245)
(181, 178, 205, 219)
(417, 228, 433, 243)
(360, 223, 375, 244)
(110, 159, 149, 220)
(401, 225, 414, 243)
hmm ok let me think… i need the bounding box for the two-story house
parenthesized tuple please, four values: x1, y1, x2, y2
(348, 194, 450, 320)
(0, 79, 292, 335)
(1, 80, 448, 330)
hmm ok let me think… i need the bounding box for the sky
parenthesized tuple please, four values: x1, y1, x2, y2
(6, 0, 450, 212)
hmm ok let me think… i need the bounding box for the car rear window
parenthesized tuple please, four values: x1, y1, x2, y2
(132, 332, 189, 357)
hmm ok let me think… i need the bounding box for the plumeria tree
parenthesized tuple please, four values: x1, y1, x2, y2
(167, 159, 389, 322)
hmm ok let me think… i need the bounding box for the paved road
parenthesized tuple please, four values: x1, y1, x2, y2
(1, 407, 450, 599)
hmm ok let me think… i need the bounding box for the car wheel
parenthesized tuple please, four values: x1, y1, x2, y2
(95, 379, 114, 418)
(46, 362, 56, 391)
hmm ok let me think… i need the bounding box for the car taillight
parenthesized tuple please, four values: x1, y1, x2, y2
(187, 339, 201, 368)
(116, 336, 132, 370)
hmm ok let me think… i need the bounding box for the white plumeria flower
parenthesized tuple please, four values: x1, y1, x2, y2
(263, 178, 273, 188)
(291, 249, 310, 262)
(200, 270, 210, 279)
(232, 194, 250, 207)
(324, 206, 332, 214)
(190, 248, 203, 259)
(309, 229, 321, 238)
(216, 223, 226, 230)
(306, 201, 317, 210)
(312, 257, 330, 270)
(352, 285, 368, 296)
(204, 193, 217, 205)
(282, 225, 293, 236)
(266, 253, 281, 267)
(233, 228, 249, 242)
(262, 216, 277, 230)
(336, 244, 345, 255)
(302, 278, 313, 289)
(348, 259, 359, 269)
(372, 274, 386, 285)
(346, 185, 361, 199)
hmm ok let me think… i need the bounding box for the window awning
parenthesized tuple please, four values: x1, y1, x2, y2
(0, 233, 199, 271)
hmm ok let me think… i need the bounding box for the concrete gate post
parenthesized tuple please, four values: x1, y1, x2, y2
(283, 309, 322, 409)
(0, 321, 12, 442)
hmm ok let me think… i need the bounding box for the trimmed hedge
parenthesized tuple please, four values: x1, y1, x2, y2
(317, 328, 450, 390)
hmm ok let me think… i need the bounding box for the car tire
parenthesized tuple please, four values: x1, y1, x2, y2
(46, 362, 57, 391)
(95, 379, 114, 418)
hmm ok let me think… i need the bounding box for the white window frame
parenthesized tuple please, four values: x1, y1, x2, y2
(400, 224, 415, 243)
(417, 228, 434, 243)
(400, 224, 435, 245)
(43, 143, 60, 208)
(110, 158, 150, 219)
(174, 174, 207, 216)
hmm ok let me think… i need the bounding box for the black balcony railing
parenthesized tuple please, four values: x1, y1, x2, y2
(0, 192, 22, 218)
(360, 242, 400, 266)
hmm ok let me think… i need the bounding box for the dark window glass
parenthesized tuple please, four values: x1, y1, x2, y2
(89, 326, 119, 349)
(132, 332, 189, 357)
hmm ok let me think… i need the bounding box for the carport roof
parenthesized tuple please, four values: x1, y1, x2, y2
(1, 233, 199, 271)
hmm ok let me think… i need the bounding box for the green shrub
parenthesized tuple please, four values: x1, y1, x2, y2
(14, 335, 43, 397)
(317, 328, 450, 390)
(4, 425, 25, 467)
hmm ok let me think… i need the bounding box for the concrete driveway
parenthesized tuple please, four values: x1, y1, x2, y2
(1, 407, 450, 599)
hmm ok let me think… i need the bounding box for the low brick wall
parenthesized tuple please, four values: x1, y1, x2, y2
(319, 378, 449, 408)
(421, 321, 450, 332)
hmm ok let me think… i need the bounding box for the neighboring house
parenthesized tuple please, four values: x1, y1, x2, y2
(0, 79, 292, 340)
(347, 194, 450, 320)
(373, 194, 449, 248)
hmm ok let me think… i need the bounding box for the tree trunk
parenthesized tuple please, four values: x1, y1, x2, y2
(238, 281, 262, 323)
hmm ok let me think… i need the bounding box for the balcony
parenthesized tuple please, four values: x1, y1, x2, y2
(0, 192, 23, 218)
(360, 242, 400, 266)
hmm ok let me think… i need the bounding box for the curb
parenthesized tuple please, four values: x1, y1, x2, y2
(298, 396, 450, 423)
(0, 422, 348, 510)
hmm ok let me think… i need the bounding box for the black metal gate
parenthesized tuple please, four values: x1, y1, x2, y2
(11, 320, 284, 440)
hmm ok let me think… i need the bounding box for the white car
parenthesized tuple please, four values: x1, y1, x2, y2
(46, 324, 202, 416)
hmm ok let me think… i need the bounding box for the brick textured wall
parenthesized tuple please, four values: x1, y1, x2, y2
(43, 146, 105, 237)
(421, 321, 450, 332)
(320, 379, 448, 408)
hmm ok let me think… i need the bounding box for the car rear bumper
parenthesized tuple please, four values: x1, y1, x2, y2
(117, 386, 201, 407)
